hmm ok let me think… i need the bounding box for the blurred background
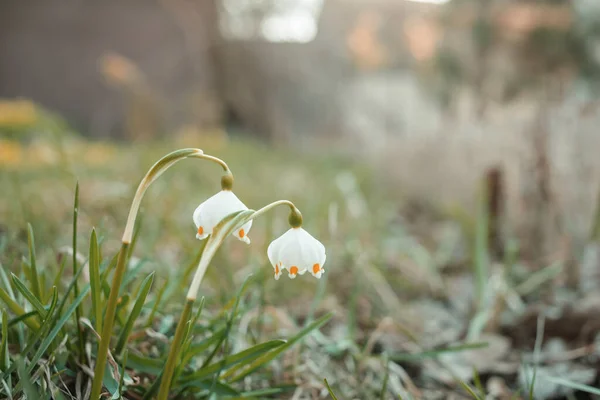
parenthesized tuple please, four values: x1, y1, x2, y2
(3, 0, 600, 398)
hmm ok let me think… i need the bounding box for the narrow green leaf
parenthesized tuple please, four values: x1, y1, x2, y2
(173, 298, 206, 384)
(89, 229, 102, 332)
(145, 279, 167, 328)
(186, 327, 227, 361)
(27, 285, 90, 374)
(0, 378, 11, 399)
(51, 254, 67, 291)
(472, 368, 484, 399)
(126, 353, 163, 376)
(26, 223, 42, 301)
(183, 379, 240, 396)
(11, 274, 46, 317)
(380, 358, 390, 400)
(8, 311, 39, 328)
(544, 376, 600, 396)
(72, 182, 85, 363)
(238, 387, 289, 397)
(0, 310, 9, 371)
(180, 339, 285, 384)
(324, 378, 339, 400)
(118, 349, 128, 398)
(458, 379, 483, 400)
(115, 272, 155, 355)
(16, 357, 37, 399)
(0, 288, 40, 331)
(227, 312, 333, 382)
(202, 276, 253, 369)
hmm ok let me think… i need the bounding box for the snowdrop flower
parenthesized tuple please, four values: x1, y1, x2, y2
(267, 209, 326, 279)
(193, 174, 252, 243)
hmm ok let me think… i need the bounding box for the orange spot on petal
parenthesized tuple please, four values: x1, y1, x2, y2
(289, 266, 299, 275)
(239, 228, 245, 238)
(313, 264, 320, 274)
(198, 226, 204, 235)
(275, 264, 280, 274)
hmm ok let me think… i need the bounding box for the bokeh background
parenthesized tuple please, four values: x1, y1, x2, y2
(3, 0, 600, 398)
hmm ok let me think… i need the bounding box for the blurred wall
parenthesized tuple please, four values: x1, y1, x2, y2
(0, 0, 220, 138)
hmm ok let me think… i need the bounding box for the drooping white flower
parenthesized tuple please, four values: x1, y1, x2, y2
(267, 227, 326, 279)
(193, 190, 252, 244)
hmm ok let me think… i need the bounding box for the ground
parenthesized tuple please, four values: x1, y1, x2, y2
(1, 126, 600, 399)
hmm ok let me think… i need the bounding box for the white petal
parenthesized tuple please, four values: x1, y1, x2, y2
(267, 227, 326, 279)
(192, 190, 251, 243)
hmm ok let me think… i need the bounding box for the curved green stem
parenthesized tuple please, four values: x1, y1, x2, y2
(90, 148, 230, 400)
(122, 150, 229, 243)
(249, 200, 298, 222)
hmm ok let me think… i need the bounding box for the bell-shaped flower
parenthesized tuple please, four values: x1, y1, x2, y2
(193, 190, 252, 244)
(267, 227, 326, 279)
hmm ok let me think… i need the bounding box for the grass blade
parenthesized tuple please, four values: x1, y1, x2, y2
(115, 272, 155, 355)
(27, 285, 90, 374)
(380, 357, 390, 400)
(11, 274, 46, 317)
(458, 378, 483, 400)
(0, 310, 9, 371)
(16, 357, 37, 399)
(226, 312, 333, 382)
(324, 378, 339, 400)
(71, 182, 85, 363)
(179, 340, 285, 383)
(89, 228, 102, 332)
(0, 288, 40, 331)
(545, 376, 600, 396)
(119, 349, 129, 397)
(26, 223, 42, 301)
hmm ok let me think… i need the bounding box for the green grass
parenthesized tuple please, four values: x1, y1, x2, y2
(1, 132, 598, 399)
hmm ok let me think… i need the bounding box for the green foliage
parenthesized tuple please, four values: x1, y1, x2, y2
(0, 192, 334, 398)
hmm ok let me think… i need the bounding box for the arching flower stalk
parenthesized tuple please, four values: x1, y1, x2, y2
(90, 148, 234, 400)
(157, 200, 326, 399)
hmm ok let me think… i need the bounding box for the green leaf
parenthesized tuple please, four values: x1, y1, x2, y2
(457, 378, 483, 400)
(27, 285, 90, 374)
(26, 223, 43, 301)
(202, 276, 253, 369)
(11, 274, 46, 317)
(184, 379, 240, 396)
(179, 339, 285, 384)
(0, 287, 40, 331)
(89, 229, 102, 333)
(8, 311, 39, 328)
(0, 310, 9, 371)
(544, 376, 600, 396)
(16, 357, 37, 399)
(226, 312, 334, 382)
(126, 353, 163, 376)
(324, 378, 339, 400)
(118, 349, 129, 399)
(115, 272, 155, 355)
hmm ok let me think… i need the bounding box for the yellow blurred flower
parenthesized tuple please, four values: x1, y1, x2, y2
(0, 139, 23, 166)
(82, 142, 116, 165)
(0, 99, 38, 128)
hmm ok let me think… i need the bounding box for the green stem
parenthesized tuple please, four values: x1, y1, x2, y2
(90, 242, 129, 400)
(90, 148, 230, 398)
(157, 299, 194, 399)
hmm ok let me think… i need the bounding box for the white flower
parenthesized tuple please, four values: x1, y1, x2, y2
(193, 190, 252, 244)
(267, 227, 326, 280)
